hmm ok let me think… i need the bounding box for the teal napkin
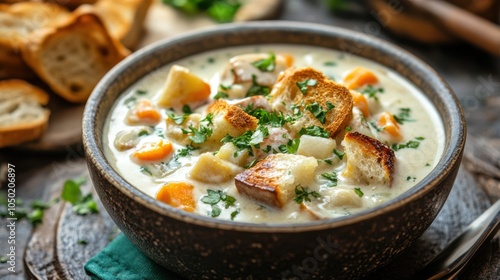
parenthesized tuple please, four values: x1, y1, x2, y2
(84, 234, 183, 280)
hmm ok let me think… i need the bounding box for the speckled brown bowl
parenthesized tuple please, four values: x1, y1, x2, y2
(83, 22, 466, 279)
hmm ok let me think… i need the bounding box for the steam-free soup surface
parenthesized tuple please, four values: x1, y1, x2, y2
(104, 45, 444, 223)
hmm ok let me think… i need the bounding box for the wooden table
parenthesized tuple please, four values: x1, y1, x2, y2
(1, 1, 499, 279)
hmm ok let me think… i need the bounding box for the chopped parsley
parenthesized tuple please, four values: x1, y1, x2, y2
(230, 209, 240, 220)
(293, 186, 321, 204)
(321, 172, 338, 187)
(251, 53, 276, 72)
(298, 125, 330, 138)
(361, 85, 384, 101)
(296, 79, 318, 94)
(354, 188, 364, 197)
(182, 104, 193, 114)
(278, 139, 300, 154)
(138, 130, 150, 137)
(425, 163, 431, 167)
(182, 113, 214, 144)
(245, 107, 291, 127)
(406, 176, 416, 182)
(305, 102, 334, 124)
(333, 149, 345, 160)
(136, 89, 148, 95)
(140, 166, 152, 176)
(244, 158, 259, 169)
(324, 61, 337, 66)
(391, 137, 425, 151)
(324, 159, 333, 165)
(201, 189, 237, 218)
(166, 111, 188, 125)
(369, 121, 384, 132)
(162, 0, 241, 23)
(214, 91, 229, 100)
(78, 240, 89, 245)
(207, 57, 215, 63)
(393, 108, 414, 124)
(221, 125, 269, 156)
(61, 178, 99, 215)
(124, 96, 137, 108)
(345, 126, 352, 131)
(246, 75, 270, 97)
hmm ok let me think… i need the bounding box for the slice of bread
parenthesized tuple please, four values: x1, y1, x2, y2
(0, 2, 69, 79)
(92, 0, 153, 49)
(269, 67, 353, 137)
(235, 154, 318, 208)
(0, 80, 50, 148)
(342, 131, 395, 186)
(21, 8, 130, 103)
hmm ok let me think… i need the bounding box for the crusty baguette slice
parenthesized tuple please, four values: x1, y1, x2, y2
(0, 79, 50, 148)
(92, 0, 153, 49)
(21, 8, 130, 103)
(206, 100, 258, 144)
(342, 131, 395, 186)
(0, 2, 69, 79)
(269, 67, 353, 137)
(235, 154, 318, 208)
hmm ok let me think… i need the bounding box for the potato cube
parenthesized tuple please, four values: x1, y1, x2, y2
(296, 135, 336, 159)
(157, 65, 210, 108)
(189, 152, 243, 183)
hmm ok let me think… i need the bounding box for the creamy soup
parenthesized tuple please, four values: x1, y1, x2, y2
(104, 45, 444, 223)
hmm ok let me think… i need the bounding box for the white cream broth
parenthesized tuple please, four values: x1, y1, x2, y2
(103, 45, 445, 223)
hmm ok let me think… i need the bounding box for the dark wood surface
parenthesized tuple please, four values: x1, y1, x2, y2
(0, 1, 499, 279)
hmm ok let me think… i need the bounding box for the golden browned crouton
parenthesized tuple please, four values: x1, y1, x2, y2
(269, 67, 353, 137)
(206, 100, 258, 143)
(342, 131, 395, 186)
(235, 154, 318, 208)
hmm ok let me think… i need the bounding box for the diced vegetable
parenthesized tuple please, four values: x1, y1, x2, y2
(350, 90, 370, 117)
(156, 182, 196, 212)
(343, 67, 378, 90)
(127, 100, 161, 125)
(133, 140, 173, 162)
(189, 153, 243, 183)
(296, 135, 336, 159)
(157, 65, 211, 108)
(282, 54, 294, 68)
(378, 112, 401, 139)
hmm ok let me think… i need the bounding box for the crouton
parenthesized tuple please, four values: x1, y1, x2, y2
(234, 154, 318, 208)
(206, 100, 258, 144)
(269, 67, 353, 137)
(342, 131, 395, 185)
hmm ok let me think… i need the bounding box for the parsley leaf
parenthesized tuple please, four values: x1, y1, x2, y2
(333, 149, 345, 160)
(293, 186, 321, 204)
(354, 188, 364, 197)
(361, 85, 384, 101)
(182, 104, 193, 114)
(252, 53, 276, 72)
(393, 108, 414, 124)
(391, 137, 425, 151)
(321, 172, 338, 187)
(61, 178, 99, 215)
(246, 75, 270, 97)
(305, 102, 334, 124)
(201, 189, 237, 218)
(230, 209, 240, 220)
(182, 113, 214, 144)
(140, 166, 153, 176)
(214, 91, 229, 100)
(296, 79, 317, 94)
(324, 61, 337, 66)
(299, 125, 330, 138)
(167, 111, 188, 125)
(278, 139, 300, 154)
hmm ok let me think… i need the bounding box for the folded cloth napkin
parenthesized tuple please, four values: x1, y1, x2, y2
(85, 234, 183, 280)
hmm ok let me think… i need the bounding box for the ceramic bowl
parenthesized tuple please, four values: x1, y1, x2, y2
(83, 21, 466, 279)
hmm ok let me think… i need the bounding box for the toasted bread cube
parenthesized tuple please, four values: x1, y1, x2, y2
(269, 67, 353, 137)
(216, 142, 250, 167)
(190, 152, 243, 183)
(206, 100, 258, 144)
(157, 65, 211, 108)
(342, 132, 395, 185)
(235, 154, 318, 208)
(296, 135, 336, 159)
(323, 188, 363, 208)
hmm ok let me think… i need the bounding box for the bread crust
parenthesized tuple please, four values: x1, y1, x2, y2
(21, 8, 130, 103)
(343, 131, 395, 185)
(207, 100, 258, 132)
(269, 67, 353, 137)
(0, 79, 50, 148)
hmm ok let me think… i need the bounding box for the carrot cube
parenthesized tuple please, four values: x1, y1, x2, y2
(156, 182, 196, 212)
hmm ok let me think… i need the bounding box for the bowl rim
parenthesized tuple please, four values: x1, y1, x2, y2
(83, 21, 466, 233)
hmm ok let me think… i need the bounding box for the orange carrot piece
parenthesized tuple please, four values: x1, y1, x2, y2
(281, 54, 294, 68)
(344, 67, 378, 90)
(378, 112, 401, 139)
(130, 99, 161, 125)
(350, 90, 370, 117)
(133, 140, 173, 162)
(181, 83, 211, 104)
(156, 182, 196, 212)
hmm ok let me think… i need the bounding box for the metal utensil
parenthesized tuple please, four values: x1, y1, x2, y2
(413, 199, 500, 279)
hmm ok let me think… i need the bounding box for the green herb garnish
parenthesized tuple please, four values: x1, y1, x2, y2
(246, 75, 270, 97)
(321, 172, 338, 187)
(201, 189, 237, 218)
(296, 79, 317, 94)
(324, 61, 337, 66)
(391, 137, 425, 151)
(140, 166, 153, 176)
(278, 139, 300, 154)
(361, 85, 384, 101)
(333, 149, 345, 160)
(252, 53, 276, 72)
(298, 125, 330, 138)
(393, 108, 414, 124)
(305, 102, 334, 124)
(61, 178, 99, 215)
(293, 186, 321, 204)
(214, 91, 229, 100)
(354, 188, 364, 197)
